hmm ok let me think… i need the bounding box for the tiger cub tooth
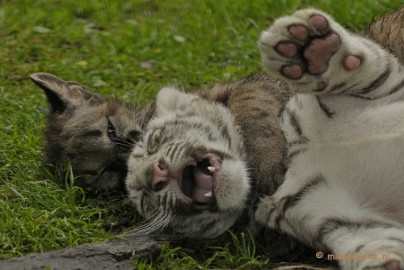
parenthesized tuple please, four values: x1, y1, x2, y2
(207, 166, 216, 173)
(204, 191, 213, 197)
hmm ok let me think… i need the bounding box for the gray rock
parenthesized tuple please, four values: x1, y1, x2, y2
(0, 234, 164, 270)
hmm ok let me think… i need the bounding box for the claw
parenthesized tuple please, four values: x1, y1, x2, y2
(207, 166, 216, 173)
(204, 191, 213, 197)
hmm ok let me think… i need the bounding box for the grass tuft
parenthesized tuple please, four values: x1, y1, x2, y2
(134, 230, 267, 269)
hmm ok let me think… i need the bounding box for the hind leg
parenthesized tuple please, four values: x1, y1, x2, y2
(256, 180, 404, 270)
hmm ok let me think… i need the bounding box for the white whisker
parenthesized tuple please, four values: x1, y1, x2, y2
(135, 210, 174, 236)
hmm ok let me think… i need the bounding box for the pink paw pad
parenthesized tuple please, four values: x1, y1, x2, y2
(343, 55, 362, 71)
(304, 33, 340, 74)
(309, 14, 328, 31)
(281, 64, 303, 79)
(288, 25, 308, 40)
(276, 42, 298, 58)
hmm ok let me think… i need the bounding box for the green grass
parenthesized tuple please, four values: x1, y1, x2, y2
(1, 0, 403, 267)
(134, 231, 267, 270)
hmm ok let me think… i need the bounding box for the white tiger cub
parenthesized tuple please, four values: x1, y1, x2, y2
(256, 8, 404, 270)
(126, 87, 250, 238)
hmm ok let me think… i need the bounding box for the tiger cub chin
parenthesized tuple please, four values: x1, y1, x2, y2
(256, 8, 404, 270)
(126, 75, 288, 238)
(31, 73, 151, 190)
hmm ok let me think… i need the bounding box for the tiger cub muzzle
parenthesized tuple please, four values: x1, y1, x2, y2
(151, 153, 222, 208)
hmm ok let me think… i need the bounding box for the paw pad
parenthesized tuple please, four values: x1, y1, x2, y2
(309, 14, 328, 31)
(281, 64, 303, 79)
(304, 32, 340, 74)
(276, 42, 298, 58)
(343, 55, 362, 71)
(288, 25, 308, 40)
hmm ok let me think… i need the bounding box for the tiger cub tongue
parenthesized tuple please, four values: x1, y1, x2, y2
(192, 168, 214, 203)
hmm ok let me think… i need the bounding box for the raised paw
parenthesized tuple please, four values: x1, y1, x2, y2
(276, 14, 342, 78)
(259, 9, 362, 93)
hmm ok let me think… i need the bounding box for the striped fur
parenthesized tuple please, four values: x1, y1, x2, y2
(256, 9, 404, 270)
(126, 87, 251, 238)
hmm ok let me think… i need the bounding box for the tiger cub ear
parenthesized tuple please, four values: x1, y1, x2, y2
(156, 87, 199, 115)
(30, 72, 102, 113)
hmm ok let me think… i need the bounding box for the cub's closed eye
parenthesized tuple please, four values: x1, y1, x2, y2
(128, 130, 142, 143)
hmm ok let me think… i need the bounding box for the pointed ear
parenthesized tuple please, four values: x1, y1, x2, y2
(156, 87, 199, 115)
(30, 73, 102, 112)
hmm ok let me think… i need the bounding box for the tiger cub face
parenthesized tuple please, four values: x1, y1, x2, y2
(126, 87, 250, 238)
(31, 73, 147, 190)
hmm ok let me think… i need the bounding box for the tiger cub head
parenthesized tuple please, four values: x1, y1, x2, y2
(31, 73, 146, 190)
(126, 87, 250, 238)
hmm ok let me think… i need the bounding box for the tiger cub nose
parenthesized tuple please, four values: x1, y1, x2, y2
(151, 159, 169, 191)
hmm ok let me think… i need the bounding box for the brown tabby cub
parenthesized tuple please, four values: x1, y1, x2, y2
(31, 73, 152, 190)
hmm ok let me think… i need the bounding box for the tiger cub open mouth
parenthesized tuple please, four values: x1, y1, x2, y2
(152, 153, 222, 206)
